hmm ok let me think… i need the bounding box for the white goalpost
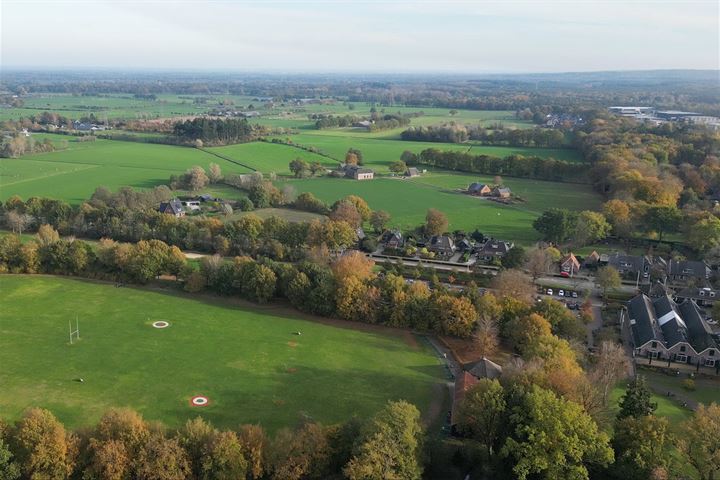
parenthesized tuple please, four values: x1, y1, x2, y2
(69, 317, 80, 344)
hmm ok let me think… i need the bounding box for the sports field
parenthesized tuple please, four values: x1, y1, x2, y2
(0, 275, 444, 431)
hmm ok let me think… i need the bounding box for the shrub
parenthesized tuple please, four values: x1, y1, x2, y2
(681, 379, 695, 391)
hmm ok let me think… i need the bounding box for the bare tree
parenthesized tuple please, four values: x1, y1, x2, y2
(589, 341, 630, 405)
(6, 210, 33, 234)
(525, 248, 551, 283)
(474, 316, 499, 358)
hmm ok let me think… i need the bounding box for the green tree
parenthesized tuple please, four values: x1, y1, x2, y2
(389, 160, 407, 174)
(617, 376, 657, 419)
(688, 215, 720, 253)
(501, 385, 614, 480)
(0, 438, 20, 480)
(677, 403, 720, 480)
(532, 209, 578, 244)
(612, 415, 670, 480)
(344, 400, 423, 480)
(456, 379, 506, 457)
(642, 205, 681, 241)
(596, 266, 621, 300)
(240, 262, 277, 303)
(501, 246, 526, 269)
(289, 158, 310, 178)
(575, 210, 611, 246)
(201, 431, 248, 480)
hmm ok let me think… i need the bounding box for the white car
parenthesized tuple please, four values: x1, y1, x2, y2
(559, 290, 565, 297)
(547, 288, 553, 295)
(571, 291, 578, 298)
(707, 319, 718, 325)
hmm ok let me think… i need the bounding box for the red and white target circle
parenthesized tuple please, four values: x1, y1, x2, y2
(190, 395, 209, 407)
(152, 321, 170, 329)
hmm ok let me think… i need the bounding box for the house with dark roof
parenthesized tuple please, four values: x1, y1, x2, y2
(675, 287, 720, 307)
(451, 357, 503, 428)
(467, 183, 491, 196)
(405, 167, 420, 177)
(667, 260, 711, 284)
(560, 253, 581, 275)
(492, 186, 512, 198)
(624, 293, 719, 367)
(477, 239, 513, 263)
(457, 238, 473, 252)
(428, 235, 455, 255)
(583, 251, 600, 268)
(381, 230, 404, 249)
(159, 200, 185, 218)
(342, 164, 374, 180)
(608, 253, 666, 284)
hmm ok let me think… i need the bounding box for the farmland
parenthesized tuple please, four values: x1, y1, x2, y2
(0, 275, 444, 431)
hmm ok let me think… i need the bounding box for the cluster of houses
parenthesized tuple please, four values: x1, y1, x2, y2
(467, 182, 511, 199)
(380, 230, 513, 264)
(582, 252, 712, 287)
(72, 120, 107, 131)
(333, 164, 421, 181)
(158, 194, 219, 218)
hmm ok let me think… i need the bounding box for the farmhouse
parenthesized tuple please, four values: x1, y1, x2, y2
(467, 182, 491, 196)
(158, 199, 185, 218)
(560, 253, 581, 276)
(583, 250, 600, 268)
(492, 187, 512, 198)
(624, 293, 719, 368)
(428, 235, 456, 255)
(343, 164, 374, 180)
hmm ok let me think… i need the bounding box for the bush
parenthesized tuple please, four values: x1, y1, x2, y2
(237, 197, 254, 211)
(682, 379, 695, 391)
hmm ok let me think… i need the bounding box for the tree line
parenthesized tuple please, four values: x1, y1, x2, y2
(411, 149, 587, 182)
(172, 118, 264, 146)
(401, 124, 566, 148)
(0, 400, 424, 480)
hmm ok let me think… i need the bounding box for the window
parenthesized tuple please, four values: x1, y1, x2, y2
(649, 351, 659, 359)
(651, 341, 657, 349)
(680, 345, 686, 353)
(676, 354, 687, 363)
(706, 359, 716, 367)
(710, 350, 716, 357)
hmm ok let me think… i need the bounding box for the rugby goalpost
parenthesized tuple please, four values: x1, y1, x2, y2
(69, 316, 80, 344)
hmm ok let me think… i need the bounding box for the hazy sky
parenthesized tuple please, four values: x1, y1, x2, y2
(2, 0, 718, 73)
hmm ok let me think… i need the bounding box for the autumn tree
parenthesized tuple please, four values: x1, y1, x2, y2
(35, 224, 60, 247)
(184, 166, 210, 191)
(491, 269, 534, 302)
(344, 401, 423, 480)
(344, 195, 371, 222)
(345, 151, 359, 166)
(424, 208, 448, 236)
(525, 248, 552, 283)
(456, 379, 506, 457)
(329, 200, 362, 228)
(588, 341, 630, 405)
(200, 431, 248, 480)
(575, 210, 611, 246)
(506, 313, 552, 354)
(532, 208, 578, 244)
(267, 422, 331, 480)
(12, 408, 78, 480)
(237, 424, 267, 480)
(433, 294, 477, 337)
(306, 219, 357, 251)
(603, 199, 632, 237)
(369, 210, 390, 233)
(677, 403, 720, 480)
(208, 163, 222, 184)
(687, 214, 720, 253)
(331, 250, 375, 283)
(135, 433, 191, 480)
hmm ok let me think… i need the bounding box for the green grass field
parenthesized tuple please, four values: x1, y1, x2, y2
(209, 141, 337, 174)
(0, 275, 443, 431)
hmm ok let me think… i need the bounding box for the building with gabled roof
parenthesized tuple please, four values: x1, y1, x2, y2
(624, 293, 719, 368)
(451, 357, 503, 428)
(560, 253, 581, 275)
(159, 199, 185, 218)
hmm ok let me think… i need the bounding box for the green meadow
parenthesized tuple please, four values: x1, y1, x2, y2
(0, 275, 443, 431)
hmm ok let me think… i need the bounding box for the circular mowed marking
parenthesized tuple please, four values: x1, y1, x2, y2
(287, 341, 298, 348)
(152, 321, 170, 329)
(190, 395, 209, 407)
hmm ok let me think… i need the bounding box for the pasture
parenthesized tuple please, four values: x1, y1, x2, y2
(0, 275, 444, 431)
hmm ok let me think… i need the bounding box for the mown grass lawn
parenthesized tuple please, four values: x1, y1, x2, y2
(0, 275, 443, 431)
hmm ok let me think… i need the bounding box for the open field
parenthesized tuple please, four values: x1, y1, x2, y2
(209, 141, 337, 174)
(267, 133, 583, 171)
(230, 207, 326, 223)
(0, 135, 254, 203)
(0, 275, 444, 431)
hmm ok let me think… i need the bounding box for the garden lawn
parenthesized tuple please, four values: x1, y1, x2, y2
(0, 275, 444, 431)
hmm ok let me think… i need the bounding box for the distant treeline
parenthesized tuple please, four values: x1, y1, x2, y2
(173, 118, 264, 146)
(414, 148, 587, 183)
(311, 112, 413, 131)
(401, 124, 566, 148)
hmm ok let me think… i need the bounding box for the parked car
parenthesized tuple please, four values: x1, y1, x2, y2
(559, 290, 565, 297)
(560, 271, 570, 278)
(571, 291, 578, 298)
(547, 288, 553, 295)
